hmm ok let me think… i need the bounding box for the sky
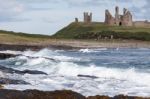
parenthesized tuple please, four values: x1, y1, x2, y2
(0, 0, 149, 35)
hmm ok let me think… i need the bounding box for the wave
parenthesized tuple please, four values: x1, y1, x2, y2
(79, 48, 108, 53)
(0, 50, 22, 55)
(1, 48, 150, 97)
(4, 60, 150, 97)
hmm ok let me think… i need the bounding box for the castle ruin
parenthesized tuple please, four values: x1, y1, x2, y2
(105, 6, 133, 26)
(83, 12, 92, 23)
(75, 6, 150, 27)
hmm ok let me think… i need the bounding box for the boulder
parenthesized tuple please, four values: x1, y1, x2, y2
(0, 90, 86, 99)
(0, 78, 29, 84)
(0, 53, 17, 59)
(0, 65, 47, 75)
(77, 74, 98, 79)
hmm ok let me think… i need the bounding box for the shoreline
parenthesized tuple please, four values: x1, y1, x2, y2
(0, 39, 150, 51)
(0, 89, 149, 99)
(0, 40, 150, 99)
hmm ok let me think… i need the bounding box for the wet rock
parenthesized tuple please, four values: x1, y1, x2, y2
(0, 44, 43, 51)
(113, 95, 149, 99)
(0, 53, 17, 59)
(0, 65, 47, 75)
(0, 44, 77, 51)
(77, 74, 98, 79)
(0, 78, 29, 84)
(87, 95, 109, 99)
(0, 90, 86, 99)
(87, 95, 150, 99)
(21, 69, 47, 75)
(25, 55, 58, 62)
(0, 89, 148, 99)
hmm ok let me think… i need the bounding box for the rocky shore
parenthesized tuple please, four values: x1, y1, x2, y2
(0, 89, 149, 99)
(1, 39, 150, 51)
(0, 43, 76, 51)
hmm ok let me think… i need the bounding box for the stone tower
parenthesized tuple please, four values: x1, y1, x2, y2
(75, 18, 78, 23)
(84, 12, 92, 23)
(115, 6, 119, 25)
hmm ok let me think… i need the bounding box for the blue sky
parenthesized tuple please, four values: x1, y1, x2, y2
(0, 0, 149, 35)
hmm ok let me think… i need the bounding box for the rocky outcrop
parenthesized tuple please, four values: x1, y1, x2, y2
(0, 53, 17, 59)
(0, 44, 76, 51)
(77, 74, 98, 79)
(0, 89, 148, 99)
(0, 44, 43, 51)
(0, 65, 47, 85)
(87, 95, 150, 99)
(0, 65, 47, 75)
(0, 78, 29, 84)
(87, 95, 109, 99)
(0, 90, 86, 99)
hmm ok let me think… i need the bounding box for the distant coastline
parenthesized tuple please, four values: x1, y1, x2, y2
(0, 30, 150, 50)
(1, 39, 150, 51)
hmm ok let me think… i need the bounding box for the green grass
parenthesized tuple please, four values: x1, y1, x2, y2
(52, 22, 150, 41)
(0, 30, 51, 38)
(0, 30, 54, 44)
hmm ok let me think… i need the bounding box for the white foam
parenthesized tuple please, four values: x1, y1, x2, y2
(0, 71, 5, 77)
(0, 50, 22, 55)
(2, 48, 150, 97)
(79, 48, 107, 53)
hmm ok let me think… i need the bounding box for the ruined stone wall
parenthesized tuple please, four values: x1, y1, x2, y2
(78, 6, 150, 28)
(105, 10, 115, 25)
(84, 12, 92, 23)
(105, 6, 133, 26)
(122, 11, 133, 26)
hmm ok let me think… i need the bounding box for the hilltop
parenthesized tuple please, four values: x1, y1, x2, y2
(52, 6, 150, 41)
(52, 22, 150, 41)
(1, 25, 150, 49)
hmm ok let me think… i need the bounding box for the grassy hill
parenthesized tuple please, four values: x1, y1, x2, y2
(52, 22, 150, 41)
(0, 30, 52, 44)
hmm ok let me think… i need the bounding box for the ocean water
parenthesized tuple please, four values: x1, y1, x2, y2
(0, 48, 150, 97)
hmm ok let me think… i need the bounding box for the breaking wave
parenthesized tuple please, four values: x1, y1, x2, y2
(1, 48, 150, 97)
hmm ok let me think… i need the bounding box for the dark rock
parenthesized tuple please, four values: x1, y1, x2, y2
(0, 44, 78, 51)
(0, 78, 29, 84)
(0, 90, 86, 99)
(0, 44, 43, 51)
(113, 95, 149, 99)
(87, 95, 109, 99)
(0, 53, 17, 59)
(87, 95, 150, 99)
(21, 69, 47, 75)
(0, 89, 148, 99)
(78, 74, 98, 79)
(0, 65, 47, 75)
(25, 55, 58, 62)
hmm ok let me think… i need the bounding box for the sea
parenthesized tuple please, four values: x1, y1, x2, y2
(0, 48, 150, 97)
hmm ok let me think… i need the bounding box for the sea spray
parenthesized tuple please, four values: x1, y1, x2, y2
(1, 48, 150, 97)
